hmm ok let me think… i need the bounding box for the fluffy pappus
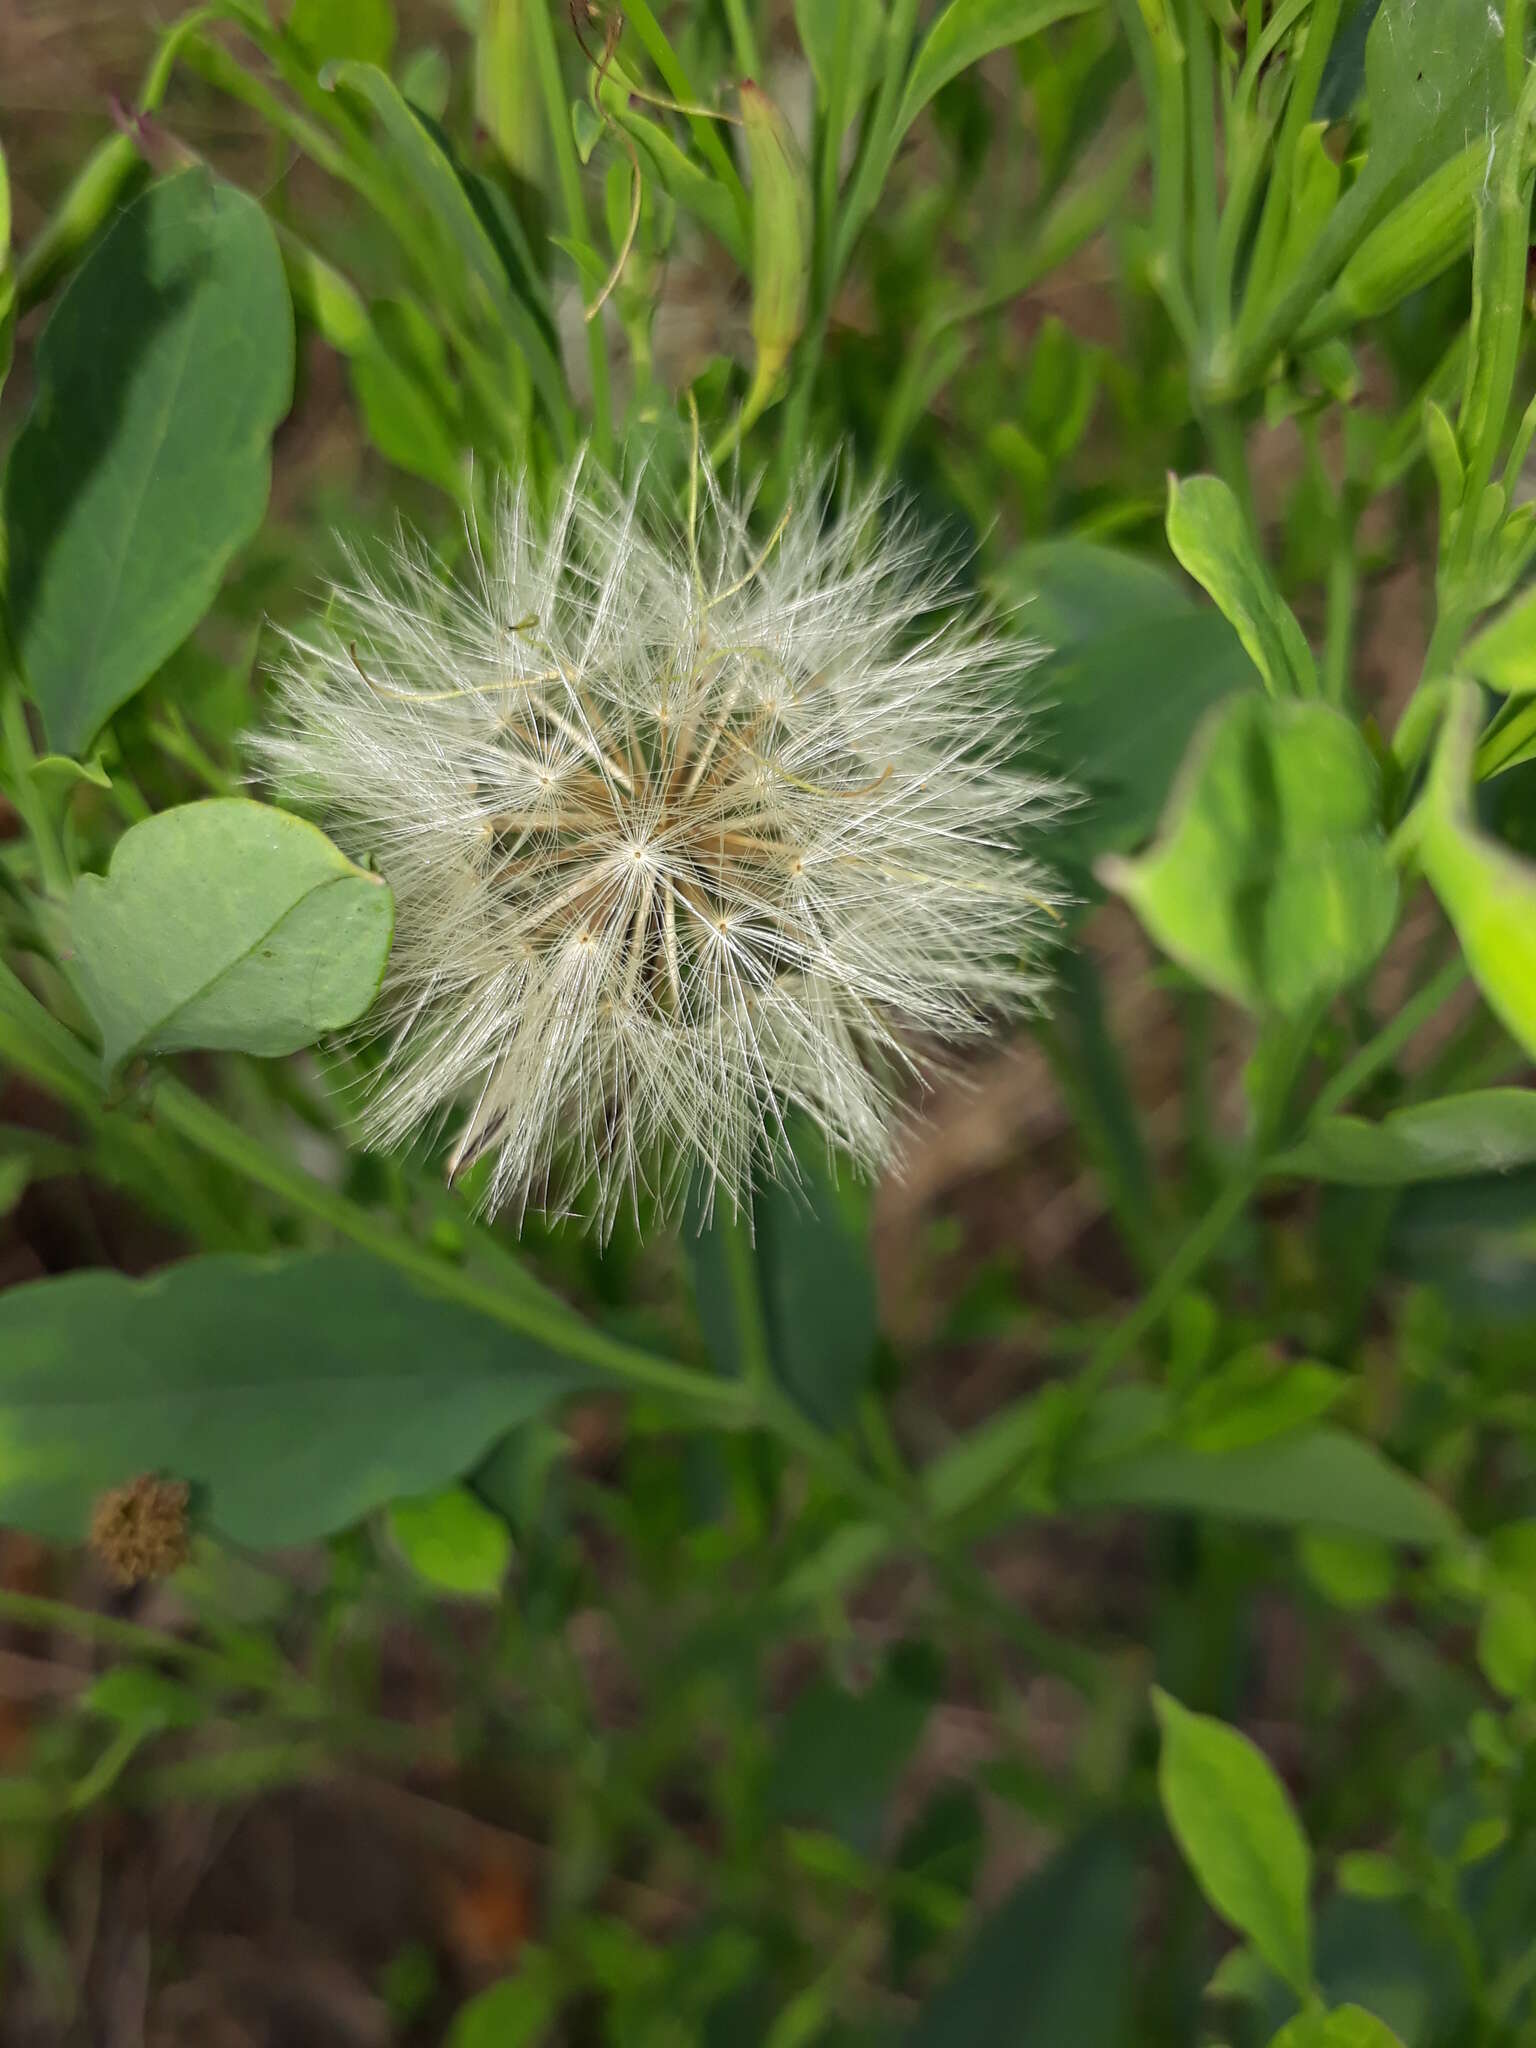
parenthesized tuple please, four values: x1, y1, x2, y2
(255, 456, 1067, 1233)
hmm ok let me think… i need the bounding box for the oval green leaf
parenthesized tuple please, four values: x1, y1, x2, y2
(1101, 694, 1397, 1013)
(69, 798, 394, 1075)
(0, 1251, 589, 1547)
(4, 171, 294, 754)
(387, 1485, 513, 1598)
(1273, 1090, 1536, 1184)
(1153, 1689, 1313, 1997)
(1420, 681, 1536, 1059)
(1269, 2008, 1407, 2048)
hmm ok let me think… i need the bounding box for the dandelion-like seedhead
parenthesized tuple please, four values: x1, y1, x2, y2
(257, 456, 1065, 1233)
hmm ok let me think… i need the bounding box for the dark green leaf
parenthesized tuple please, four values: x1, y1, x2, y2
(1273, 1091, 1536, 1185)
(1102, 694, 1397, 1012)
(998, 539, 1258, 869)
(69, 798, 393, 1074)
(5, 171, 293, 753)
(1154, 1689, 1313, 1996)
(769, 1649, 937, 1855)
(0, 1251, 589, 1546)
(907, 1828, 1136, 2046)
(1067, 1388, 1457, 1547)
(755, 1153, 879, 1430)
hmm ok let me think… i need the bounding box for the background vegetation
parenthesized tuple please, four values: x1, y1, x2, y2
(2, 0, 1536, 2042)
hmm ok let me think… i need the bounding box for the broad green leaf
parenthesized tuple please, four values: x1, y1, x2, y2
(896, 0, 1102, 140)
(1420, 681, 1536, 1059)
(477, 0, 542, 184)
(908, 1827, 1136, 2046)
(1273, 1091, 1536, 1185)
(1166, 476, 1318, 697)
(0, 1251, 588, 1546)
(69, 799, 393, 1075)
(996, 539, 1258, 870)
(1154, 1689, 1313, 1996)
(1464, 583, 1536, 696)
(290, 0, 395, 66)
(4, 172, 293, 753)
(1101, 694, 1397, 1012)
(1269, 2009, 1407, 2048)
(1067, 1388, 1457, 1547)
(387, 1485, 512, 1598)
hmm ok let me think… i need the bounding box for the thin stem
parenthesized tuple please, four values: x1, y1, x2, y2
(1307, 960, 1469, 1123)
(530, 0, 613, 462)
(721, 0, 761, 78)
(0, 687, 69, 899)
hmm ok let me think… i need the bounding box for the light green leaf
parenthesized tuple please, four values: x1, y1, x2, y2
(1067, 1388, 1457, 1548)
(0, 1251, 588, 1547)
(1464, 584, 1536, 696)
(896, 0, 1102, 140)
(1298, 1531, 1397, 1612)
(1166, 475, 1317, 697)
(30, 753, 111, 794)
(1268, 2007, 1407, 2048)
(448, 1953, 559, 2048)
(1101, 694, 1397, 1012)
(387, 1485, 513, 1598)
(1420, 680, 1536, 1059)
(1273, 1091, 1536, 1185)
(4, 172, 293, 754)
(1478, 1580, 1536, 1699)
(83, 1667, 203, 1732)
(1335, 1851, 1410, 1901)
(1153, 1689, 1313, 1996)
(1179, 1349, 1346, 1453)
(290, 0, 395, 66)
(69, 798, 393, 1075)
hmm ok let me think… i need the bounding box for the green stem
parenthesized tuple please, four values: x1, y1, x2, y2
(1307, 960, 1469, 1122)
(616, 0, 749, 229)
(530, 0, 612, 462)
(0, 686, 69, 900)
(721, 0, 761, 77)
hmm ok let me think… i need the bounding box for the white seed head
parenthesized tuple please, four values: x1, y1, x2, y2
(256, 457, 1066, 1232)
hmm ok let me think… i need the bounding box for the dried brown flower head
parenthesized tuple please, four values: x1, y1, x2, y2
(89, 1474, 191, 1586)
